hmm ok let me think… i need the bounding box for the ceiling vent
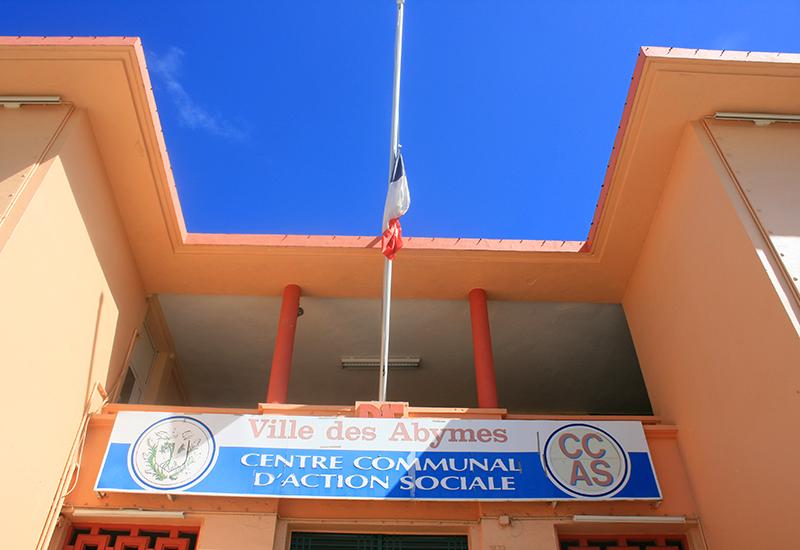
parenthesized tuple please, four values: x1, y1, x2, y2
(340, 356, 421, 369)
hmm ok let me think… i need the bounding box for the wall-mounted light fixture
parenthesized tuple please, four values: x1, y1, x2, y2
(66, 507, 185, 520)
(572, 515, 686, 524)
(341, 356, 420, 369)
(714, 112, 800, 126)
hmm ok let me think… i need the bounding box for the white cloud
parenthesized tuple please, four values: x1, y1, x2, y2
(149, 47, 246, 141)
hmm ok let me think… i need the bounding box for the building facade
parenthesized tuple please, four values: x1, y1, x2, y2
(1, 38, 799, 550)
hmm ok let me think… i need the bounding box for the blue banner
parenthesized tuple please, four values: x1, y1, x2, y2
(95, 413, 661, 501)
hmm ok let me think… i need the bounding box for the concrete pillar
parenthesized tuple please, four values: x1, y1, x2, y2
(266, 284, 301, 403)
(468, 288, 499, 408)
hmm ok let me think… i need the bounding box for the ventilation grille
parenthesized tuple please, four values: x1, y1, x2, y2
(559, 535, 688, 550)
(64, 524, 198, 550)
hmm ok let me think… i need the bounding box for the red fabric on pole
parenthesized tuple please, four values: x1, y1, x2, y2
(381, 217, 403, 260)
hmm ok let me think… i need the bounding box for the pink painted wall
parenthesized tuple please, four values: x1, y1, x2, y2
(624, 122, 800, 549)
(0, 107, 146, 549)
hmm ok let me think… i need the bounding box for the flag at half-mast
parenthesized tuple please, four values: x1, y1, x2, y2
(381, 153, 410, 260)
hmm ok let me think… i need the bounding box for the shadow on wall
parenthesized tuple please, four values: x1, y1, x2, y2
(46, 109, 147, 396)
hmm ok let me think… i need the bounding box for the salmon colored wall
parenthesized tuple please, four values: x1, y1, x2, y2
(624, 122, 800, 549)
(0, 108, 146, 549)
(475, 518, 558, 550)
(705, 119, 800, 304)
(198, 514, 277, 550)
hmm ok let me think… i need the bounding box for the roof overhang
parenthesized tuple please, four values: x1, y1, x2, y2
(2, 38, 800, 300)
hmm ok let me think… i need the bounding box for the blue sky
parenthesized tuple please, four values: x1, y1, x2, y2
(4, 1, 800, 240)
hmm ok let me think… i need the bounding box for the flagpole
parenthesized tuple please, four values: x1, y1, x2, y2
(379, 0, 405, 402)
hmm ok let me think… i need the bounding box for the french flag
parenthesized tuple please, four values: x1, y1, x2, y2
(381, 154, 410, 260)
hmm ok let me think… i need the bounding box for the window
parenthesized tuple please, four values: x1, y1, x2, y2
(117, 326, 156, 404)
(290, 532, 468, 550)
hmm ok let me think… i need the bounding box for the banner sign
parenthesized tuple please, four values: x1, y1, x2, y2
(95, 412, 661, 501)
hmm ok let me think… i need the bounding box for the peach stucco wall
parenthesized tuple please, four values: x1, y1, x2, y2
(624, 122, 800, 549)
(705, 120, 800, 303)
(0, 105, 69, 240)
(199, 513, 278, 549)
(0, 107, 146, 549)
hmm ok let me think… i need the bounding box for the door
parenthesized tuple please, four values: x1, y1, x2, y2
(290, 533, 468, 550)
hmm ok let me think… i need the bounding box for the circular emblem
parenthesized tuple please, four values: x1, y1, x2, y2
(129, 416, 217, 490)
(542, 423, 629, 498)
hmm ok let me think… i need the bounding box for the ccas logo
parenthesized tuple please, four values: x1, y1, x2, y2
(129, 416, 217, 491)
(542, 423, 629, 498)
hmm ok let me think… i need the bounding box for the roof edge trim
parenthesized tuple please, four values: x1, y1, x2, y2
(182, 232, 586, 253)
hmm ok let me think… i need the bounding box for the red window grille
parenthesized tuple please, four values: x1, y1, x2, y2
(63, 524, 199, 550)
(558, 535, 689, 550)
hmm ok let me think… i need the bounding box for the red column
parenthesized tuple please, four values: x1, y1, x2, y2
(266, 284, 301, 403)
(468, 288, 499, 408)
